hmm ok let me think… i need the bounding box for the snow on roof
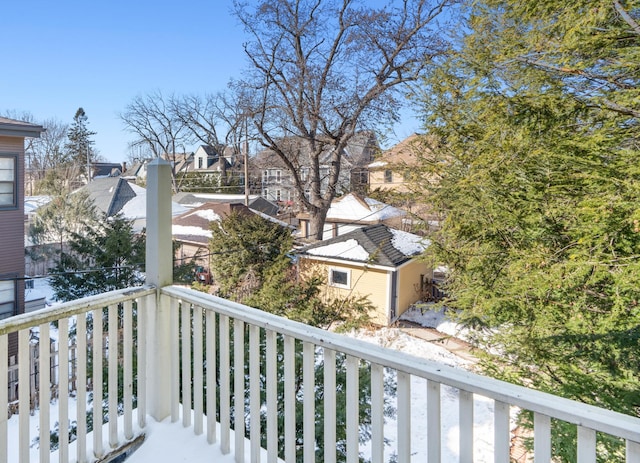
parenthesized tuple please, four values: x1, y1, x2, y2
(390, 228, 429, 256)
(367, 160, 388, 168)
(120, 183, 188, 219)
(183, 208, 221, 222)
(327, 193, 405, 222)
(171, 224, 213, 238)
(306, 238, 370, 261)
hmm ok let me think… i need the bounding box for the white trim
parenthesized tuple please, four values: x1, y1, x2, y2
(299, 254, 396, 272)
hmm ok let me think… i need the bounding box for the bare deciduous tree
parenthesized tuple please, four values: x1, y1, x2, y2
(119, 90, 188, 192)
(234, 0, 453, 240)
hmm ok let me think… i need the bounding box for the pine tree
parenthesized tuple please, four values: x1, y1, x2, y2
(65, 107, 97, 185)
(49, 213, 145, 302)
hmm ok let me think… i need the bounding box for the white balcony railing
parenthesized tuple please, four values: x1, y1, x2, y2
(1, 158, 639, 462)
(2, 283, 640, 462)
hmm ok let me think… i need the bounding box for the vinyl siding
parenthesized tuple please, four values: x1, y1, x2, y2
(396, 260, 432, 319)
(0, 135, 25, 359)
(300, 258, 390, 325)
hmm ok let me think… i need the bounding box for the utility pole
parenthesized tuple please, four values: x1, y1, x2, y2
(244, 117, 250, 207)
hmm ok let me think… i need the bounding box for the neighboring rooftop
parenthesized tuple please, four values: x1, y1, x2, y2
(0, 117, 45, 138)
(298, 223, 428, 267)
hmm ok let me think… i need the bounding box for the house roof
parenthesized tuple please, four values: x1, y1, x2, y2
(92, 162, 122, 178)
(0, 117, 45, 138)
(298, 224, 428, 267)
(368, 133, 424, 169)
(81, 177, 136, 216)
(172, 202, 253, 245)
(314, 192, 405, 223)
(253, 131, 378, 170)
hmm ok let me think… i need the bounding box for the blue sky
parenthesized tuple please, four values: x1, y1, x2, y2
(2, 1, 421, 162)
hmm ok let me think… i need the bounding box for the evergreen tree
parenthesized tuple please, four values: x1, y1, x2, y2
(65, 107, 97, 184)
(49, 214, 145, 301)
(415, 1, 640, 460)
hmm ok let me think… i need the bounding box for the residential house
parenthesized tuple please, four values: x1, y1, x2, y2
(252, 131, 378, 207)
(91, 162, 123, 179)
(121, 161, 148, 184)
(297, 223, 431, 325)
(368, 133, 423, 193)
(172, 202, 254, 276)
(79, 177, 187, 231)
(0, 116, 45, 360)
(297, 192, 406, 240)
(368, 133, 442, 233)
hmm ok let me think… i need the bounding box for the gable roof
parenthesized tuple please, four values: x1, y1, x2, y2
(324, 192, 405, 223)
(298, 224, 428, 267)
(82, 177, 136, 216)
(172, 202, 254, 245)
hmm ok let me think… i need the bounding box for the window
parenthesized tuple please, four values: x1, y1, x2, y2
(275, 170, 282, 183)
(198, 157, 204, 169)
(384, 169, 393, 183)
(276, 189, 281, 201)
(0, 279, 16, 320)
(300, 167, 309, 182)
(329, 268, 350, 289)
(0, 155, 17, 208)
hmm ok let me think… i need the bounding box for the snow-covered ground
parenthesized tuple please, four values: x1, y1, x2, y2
(7, 296, 504, 462)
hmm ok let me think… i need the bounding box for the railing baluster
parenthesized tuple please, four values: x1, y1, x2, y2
(303, 341, 316, 463)
(137, 295, 147, 429)
(234, 319, 245, 463)
(18, 328, 29, 462)
(123, 301, 133, 440)
(627, 440, 640, 463)
(324, 348, 337, 463)
(206, 310, 216, 444)
(250, 324, 261, 463)
(266, 329, 277, 463)
(59, 317, 70, 462)
(170, 297, 180, 422)
(108, 304, 118, 448)
(77, 313, 88, 462)
(193, 306, 204, 435)
(92, 307, 103, 458)
(459, 390, 474, 463)
(370, 362, 384, 463)
(39, 322, 51, 462)
(220, 314, 231, 454)
(181, 301, 192, 428)
(18, 329, 30, 462)
(577, 426, 596, 463)
(346, 354, 359, 463)
(534, 412, 551, 463)
(0, 334, 7, 463)
(427, 380, 441, 463)
(284, 335, 295, 463)
(397, 371, 411, 463)
(494, 400, 510, 463)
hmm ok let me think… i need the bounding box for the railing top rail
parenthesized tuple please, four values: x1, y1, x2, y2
(162, 285, 640, 442)
(0, 285, 156, 336)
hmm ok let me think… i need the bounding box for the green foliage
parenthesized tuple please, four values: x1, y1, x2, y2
(177, 171, 243, 194)
(28, 191, 100, 261)
(415, 1, 640, 461)
(64, 107, 96, 181)
(49, 214, 145, 301)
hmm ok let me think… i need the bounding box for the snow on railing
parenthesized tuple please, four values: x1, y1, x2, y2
(0, 285, 155, 463)
(162, 285, 640, 463)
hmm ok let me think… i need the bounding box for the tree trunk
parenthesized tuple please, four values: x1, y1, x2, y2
(308, 207, 328, 242)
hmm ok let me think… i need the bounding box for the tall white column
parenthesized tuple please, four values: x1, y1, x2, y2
(145, 158, 173, 421)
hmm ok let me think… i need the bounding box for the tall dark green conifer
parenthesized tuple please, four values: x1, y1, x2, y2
(415, 2, 640, 460)
(65, 107, 97, 184)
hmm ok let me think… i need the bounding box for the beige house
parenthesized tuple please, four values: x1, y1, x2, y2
(297, 224, 432, 325)
(368, 133, 424, 192)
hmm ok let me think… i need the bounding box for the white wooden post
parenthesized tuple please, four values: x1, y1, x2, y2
(145, 158, 173, 421)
